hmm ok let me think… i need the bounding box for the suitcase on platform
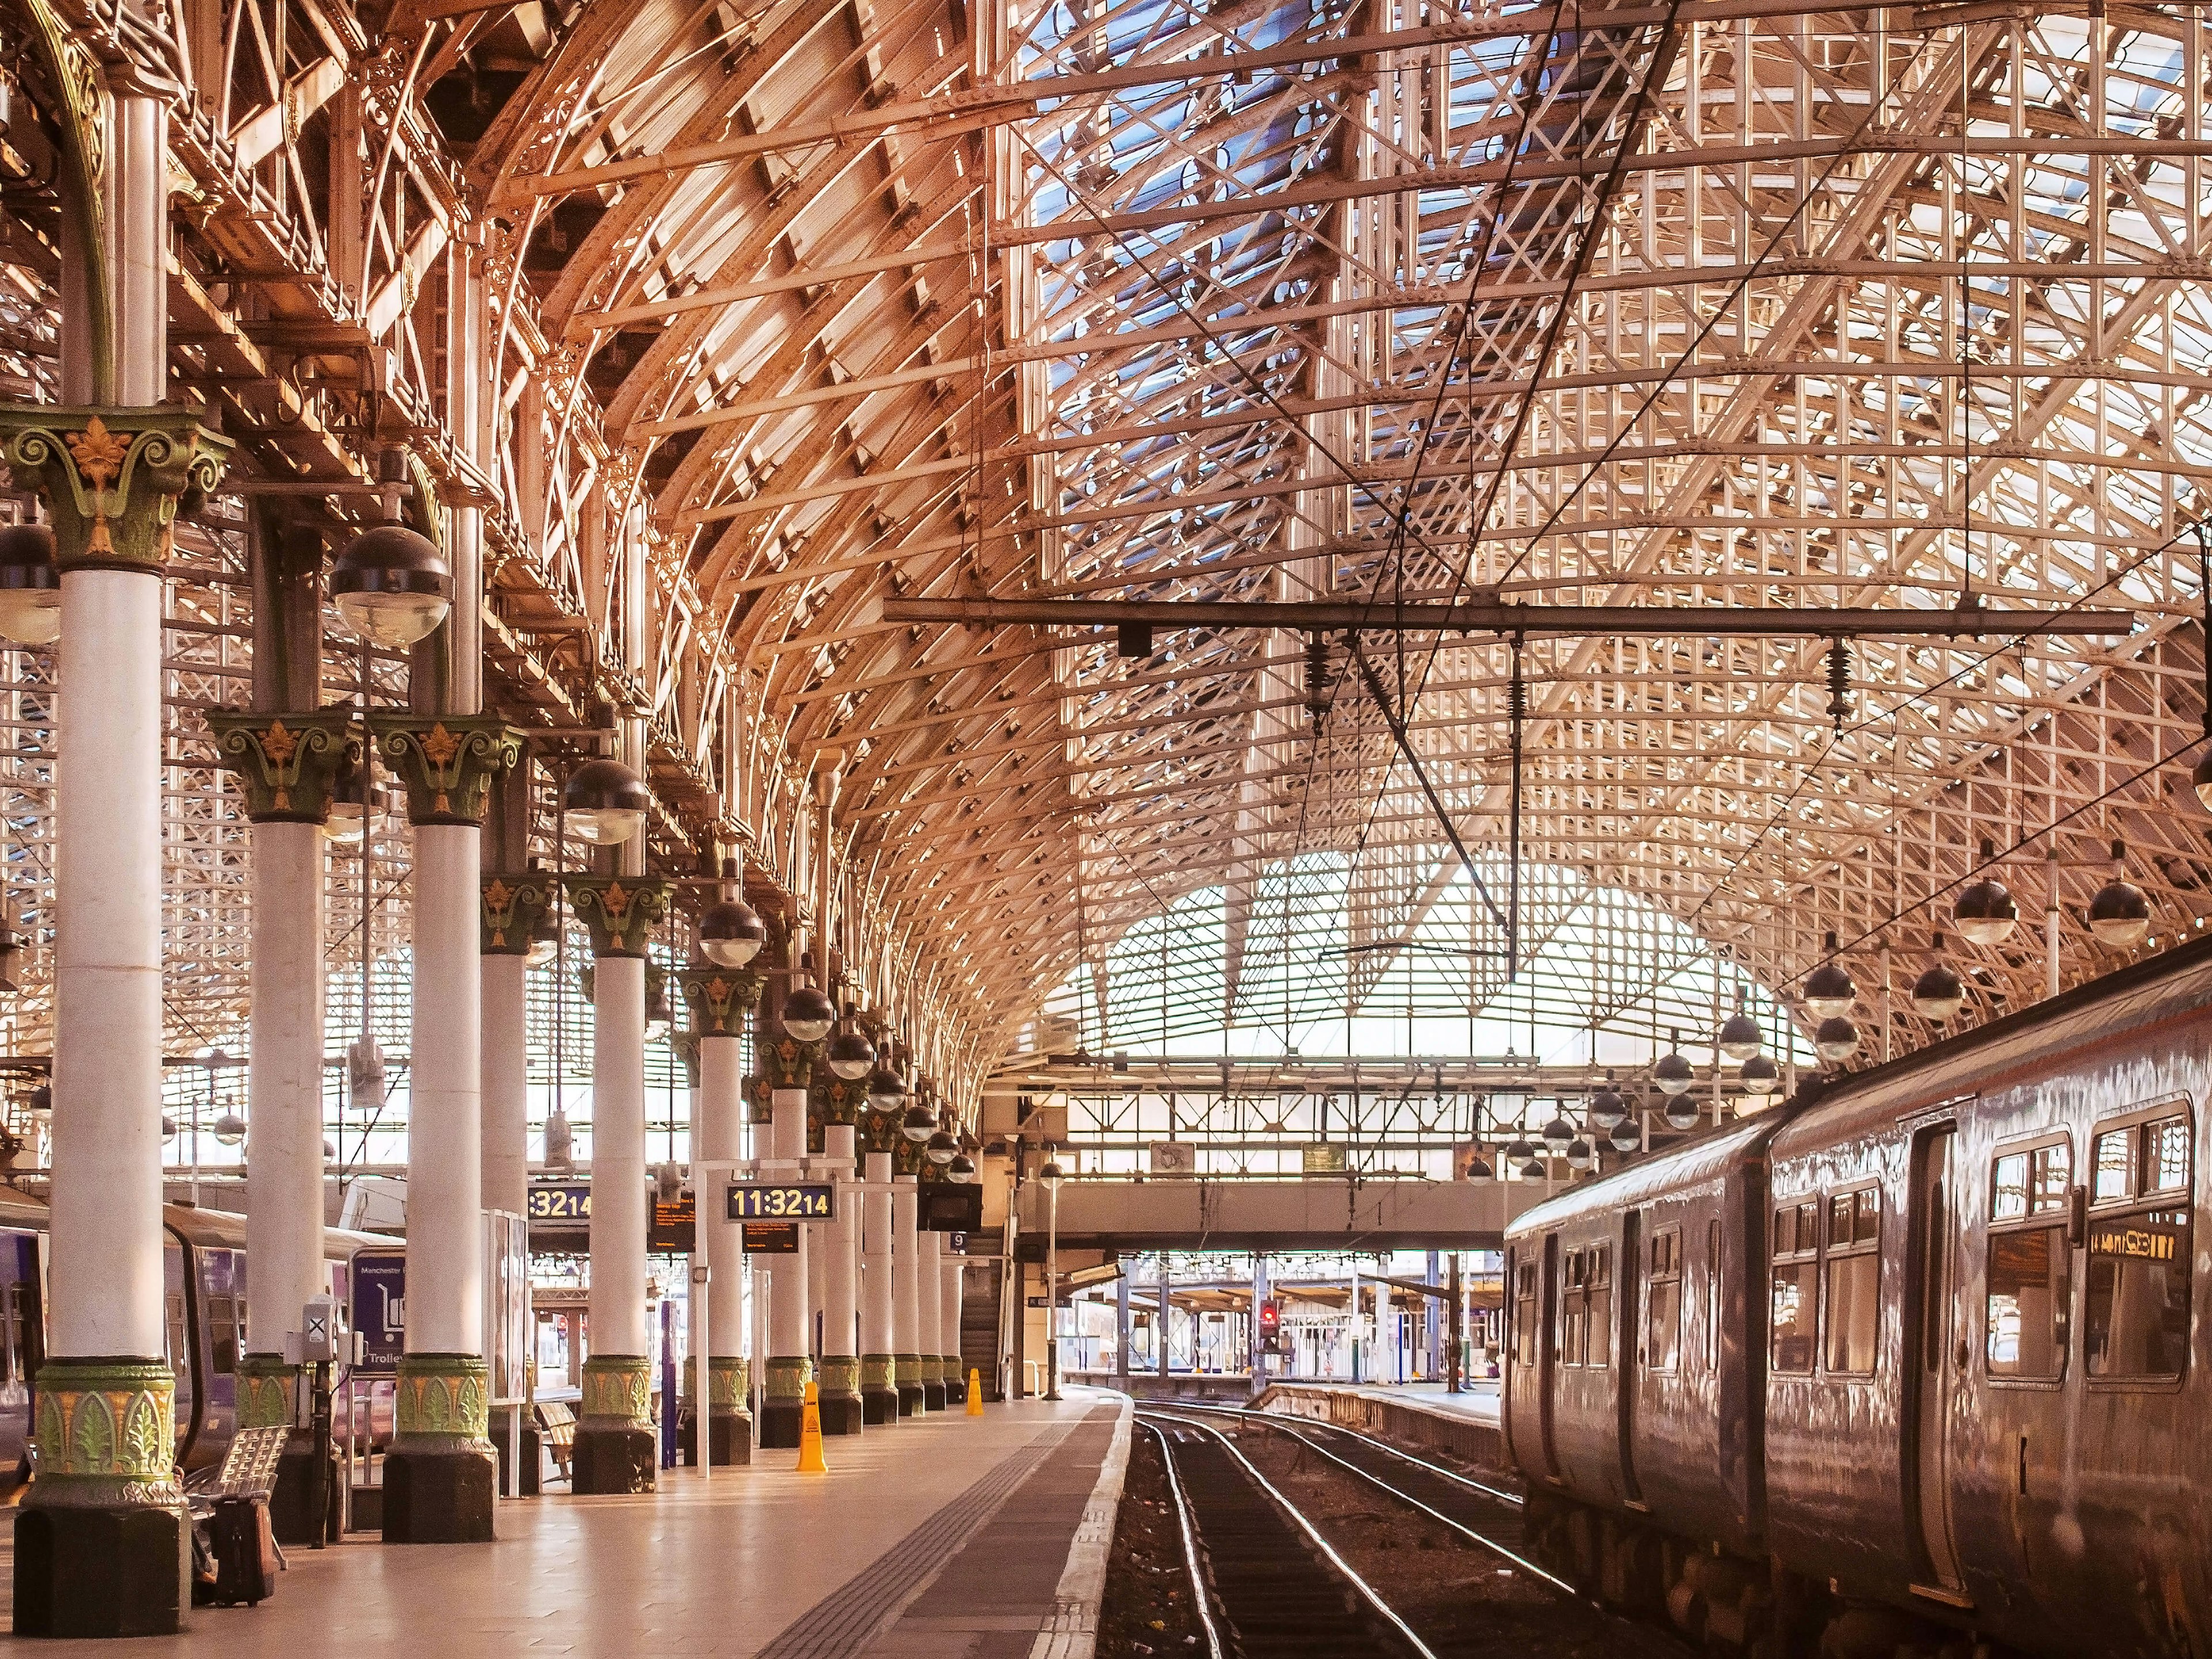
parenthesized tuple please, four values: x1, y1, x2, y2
(209, 1494, 278, 1606)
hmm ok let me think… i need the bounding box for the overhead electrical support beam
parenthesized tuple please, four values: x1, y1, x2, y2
(878, 597, 2137, 638)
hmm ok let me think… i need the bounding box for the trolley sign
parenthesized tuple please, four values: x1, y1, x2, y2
(726, 1181, 835, 1222)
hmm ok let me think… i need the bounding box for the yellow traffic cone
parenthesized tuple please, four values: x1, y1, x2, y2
(797, 1379, 828, 1474)
(966, 1369, 984, 1416)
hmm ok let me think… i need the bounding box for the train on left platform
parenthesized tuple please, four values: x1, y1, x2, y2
(0, 1191, 388, 1494)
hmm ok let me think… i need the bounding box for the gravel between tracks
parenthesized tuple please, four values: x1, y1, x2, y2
(1229, 1421, 1693, 1659)
(1099, 1425, 1213, 1658)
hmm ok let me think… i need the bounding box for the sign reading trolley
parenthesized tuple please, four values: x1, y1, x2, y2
(726, 1181, 836, 1222)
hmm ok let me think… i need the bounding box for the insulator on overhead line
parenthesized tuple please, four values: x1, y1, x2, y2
(1305, 632, 1329, 732)
(1827, 638, 1852, 728)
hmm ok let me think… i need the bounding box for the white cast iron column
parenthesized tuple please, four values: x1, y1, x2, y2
(860, 1150, 898, 1422)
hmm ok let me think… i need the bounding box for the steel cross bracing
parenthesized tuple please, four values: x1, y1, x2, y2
(1, 0, 2210, 1101)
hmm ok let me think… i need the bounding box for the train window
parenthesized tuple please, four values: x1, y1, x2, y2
(1987, 1228, 2070, 1380)
(1706, 1219, 1721, 1372)
(2093, 1128, 2137, 1202)
(2086, 1207, 2191, 1379)
(2147, 1116, 2190, 1195)
(1588, 1245, 1612, 1369)
(1824, 1188, 1880, 1375)
(1647, 1227, 1682, 1373)
(1560, 1249, 1588, 1366)
(1514, 1261, 1539, 1368)
(1771, 1198, 1819, 1374)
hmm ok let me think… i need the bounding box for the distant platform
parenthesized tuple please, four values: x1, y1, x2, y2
(0, 1392, 1128, 1656)
(1257, 1378, 1507, 1469)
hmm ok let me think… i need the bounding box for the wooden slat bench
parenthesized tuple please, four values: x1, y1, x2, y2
(534, 1402, 577, 1485)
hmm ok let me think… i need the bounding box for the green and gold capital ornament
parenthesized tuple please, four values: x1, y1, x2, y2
(0, 408, 232, 569)
(207, 709, 361, 825)
(579, 1354, 653, 1427)
(680, 967, 763, 1038)
(393, 1355, 491, 1449)
(565, 874, 672, 959)
(481, 870, 555, 955)
(369, 715, 522, 826)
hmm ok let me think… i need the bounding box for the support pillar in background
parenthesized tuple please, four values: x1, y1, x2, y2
(680, 966, 760, 1464)
(0, 74, 233, 1615)
(1249, 1253, 1269, 1395)
(1158, 1265, 1172, 1380)
(478, 855, 550, 1495)
(565, 875, 672, 1491)
(759, 1016, 825, 1448)
(860, 1150, 899, 1423)
(1115, 1264, 1132, 1387)
(209, 704, 355, 1541)
(374, 717, 521, 1540)
(817, 1126, 862, 1433)
(918, 1223, 945, 1411)
(940, 1247, 966, 1404)
(892, 1176, 924, 1414)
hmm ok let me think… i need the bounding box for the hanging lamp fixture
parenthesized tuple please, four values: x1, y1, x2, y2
(1955, 839, 2020, 945)
(1911, 932, 1965, 1022)
(1654, 1032, 1694, 1097)
(1802, 933, 1856, 1019)
(1717, 987, 1763, 1062)
(329, 450, 453, 649)
(2086, 840, 2151, 949)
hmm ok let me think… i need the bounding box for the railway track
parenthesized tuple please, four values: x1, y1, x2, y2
(1161, 1402, 1575, 1594)
(1137, 1408, 1436, 1659)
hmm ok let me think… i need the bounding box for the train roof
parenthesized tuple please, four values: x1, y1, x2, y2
(1506, 930, 2212, 1240)
(162, 1205, 397, 1258)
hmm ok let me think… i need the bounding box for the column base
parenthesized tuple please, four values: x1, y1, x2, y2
(897, 1384, 924, 1415)
(862, 1388, 902, 1424)
(922, 1374, 947, 1412)
(896, 1354, 924, 1415)
(680, 1410, 753, 1466)
(383, 1442, 497, 1543)
(13, 1499, 188, 1638)
(759, 1354, 810, 1449)
(571, 1426, 657, 1493)
(944, 1369, 968, 1406)
(818, 1392, 863, 1435)
(270, 1437, 339, 1544)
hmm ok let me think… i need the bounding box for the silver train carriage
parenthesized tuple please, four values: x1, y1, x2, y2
(1505, 932, 2212, 1658)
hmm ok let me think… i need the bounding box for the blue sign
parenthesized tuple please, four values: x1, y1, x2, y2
(352, 1249, 407, 1376)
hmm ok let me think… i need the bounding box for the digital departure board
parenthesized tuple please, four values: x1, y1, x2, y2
(726, 1182, 835, 1222)
(741, 1222, 800, 1254)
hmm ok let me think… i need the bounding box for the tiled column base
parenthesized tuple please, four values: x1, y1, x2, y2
(816, 1355, 863, 1435)
(860, 1353, 900, 1424)
(681, 1358, 754, 1466)
(384, 1355, 497, 1541)
(922, 1357, 947, 1412)
(13, 1360, 188, 1637)
(759, 1355, 811, 1449)
(895, 1353, 925, 1416)
(944, 1365, 968, 1406)
(573, 1355, 656, 1494)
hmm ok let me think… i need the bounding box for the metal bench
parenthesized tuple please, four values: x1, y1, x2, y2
(534, 1402, 577, 1485)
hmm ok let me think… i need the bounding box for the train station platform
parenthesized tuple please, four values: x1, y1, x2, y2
(1257, 1380, 1506, 1469)
(1, 1393, 1128, 1657)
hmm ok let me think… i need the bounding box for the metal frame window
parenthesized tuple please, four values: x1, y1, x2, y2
(1823, 1186, 1881, 1376)
(1646, 1226, 1683, 1373)
(2086, 1104, 2192, 1382)
(1770, 1198, 1820, 1374)
(1987, 1135, 2072, 1382)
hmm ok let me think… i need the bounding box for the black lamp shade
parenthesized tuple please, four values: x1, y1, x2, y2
(1654, 1051, 1694, 1096)
(1589, 1086, 1626, 1128)
(562, 757, 650, 847)
(1738, 1052, 1781, 1103)
(1608, 1118, 1641, 1152)
(866, 1066, 907, 1112)
(0, 522, 60, 646)
(329, 522, 452, 649)
(1039, 1160, 1065, 1188)
(826, 1028, 876, 1081)
(699, 897, 766, 967)
(1803, 940, 1855, 1018)
(947, 1154, 977, 1183)
(780, 984, 836, 1043)
(925, 1130, 958, 1165)
(1955, 876, 2019, 946)
(1663, 1096, 1700, 1130)
(1541, 1115, 1575, 1152)
(1717, 1005, 1763, 1060)
(1565, 1137, 1594, 1170)
(1815, 1015, 1860, 1063)
(902, 1103, 937, 1142)
(1912, 961, 1965, 1022)
(2088, 877, 2151, 948)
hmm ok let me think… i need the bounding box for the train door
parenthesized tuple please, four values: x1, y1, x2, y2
(1618, 1210, 1642, 1504)
(1907, 1125, 1966, 1594)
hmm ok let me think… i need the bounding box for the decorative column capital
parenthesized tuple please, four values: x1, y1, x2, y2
(811, 1071, 866, 1127)
(564, 875, 671, 959)
(679, 967, 763, 1038)
(392, 1354, 490, 1449)
(759, 1032, 824, 1090)
(482, 870, 555, 955)
(206, 709, 360, 824)
(0, 407, 231, 570)
(670, 1030, 700, 1090)
(369, 715, 522, 826)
